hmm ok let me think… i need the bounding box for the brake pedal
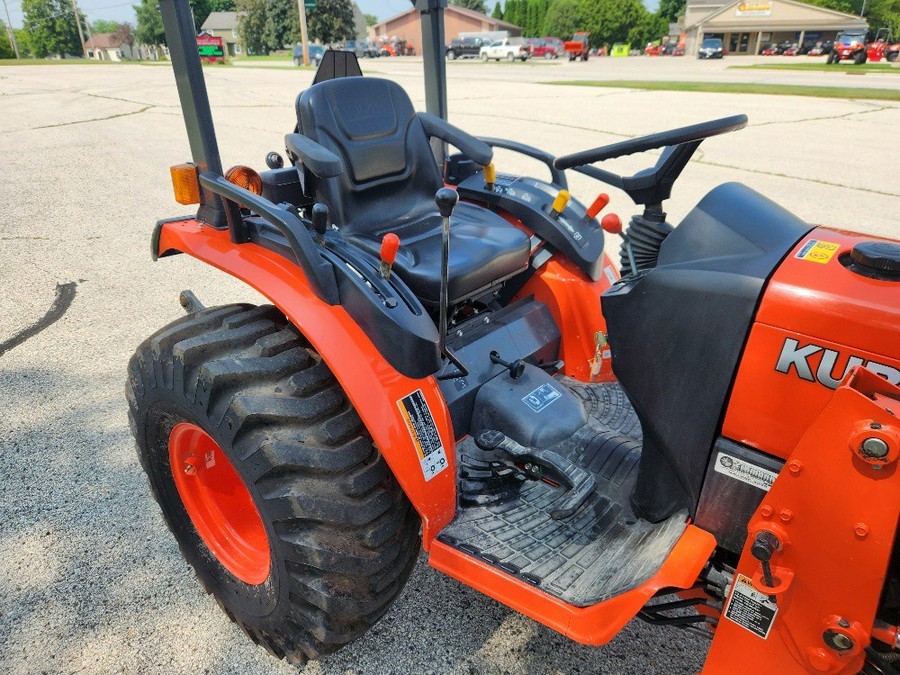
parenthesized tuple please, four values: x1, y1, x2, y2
(475, 430, 596, 519)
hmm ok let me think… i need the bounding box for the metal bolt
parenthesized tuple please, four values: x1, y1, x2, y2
(871, 422, 882, 430)
(838, 619, 850, 629)
(482, 316, 490, 324)
(183, 462, 196, 476)
(788, 460, 803, 475)
(861, 437, 889, 459)
(760, 504, 774, 518)
(854, 522, 869, 538)
(779, 509, 793, 523)
(456, 330, 463, 338)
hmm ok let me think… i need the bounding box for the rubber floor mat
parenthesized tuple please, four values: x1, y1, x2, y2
(437, 382, 688, 607)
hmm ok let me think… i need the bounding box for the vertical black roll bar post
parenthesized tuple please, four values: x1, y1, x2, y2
(413, 0, 449, 164)
(158, 0, 240, 233)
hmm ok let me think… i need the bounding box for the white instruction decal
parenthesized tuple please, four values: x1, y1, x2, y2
(522, 383, 562, 412)
(724, 573, 778, 639)
(397, 390, 448, 481)
(713, 452, 777, 491)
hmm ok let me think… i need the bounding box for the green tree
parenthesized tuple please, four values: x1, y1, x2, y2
(364, 12, 378, 26)
(542, 0, 579, 39)
(209, 0, 235, 10)
(264, 0, 298, 50)
(91, 19, 120, 33)
(307, 0, 355, 43)
(22, 0, 83, 57)
(628, 11, 668, 47)
(656, 0, 685, 22)
(14, 28, 32, 55)
(806, 0, 900, 35)
(0, 19, 15, 58)
(491, 1, 503, 19)
(450, 0, 488, 13)
(236, 0, 268, 53)
(578, 0, 648, 47)
(135, 0, 165, 46)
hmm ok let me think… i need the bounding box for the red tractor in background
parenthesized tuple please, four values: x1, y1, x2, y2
(564, 32, 590, 61)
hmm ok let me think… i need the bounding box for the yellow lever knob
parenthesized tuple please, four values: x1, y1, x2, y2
(551, 190, 571, 215)
(483, 163, 496, 186)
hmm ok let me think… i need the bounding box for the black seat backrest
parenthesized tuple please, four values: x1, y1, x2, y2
(295, 77, 442, 235)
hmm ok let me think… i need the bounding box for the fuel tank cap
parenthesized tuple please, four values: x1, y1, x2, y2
(845, 241, 900, 280)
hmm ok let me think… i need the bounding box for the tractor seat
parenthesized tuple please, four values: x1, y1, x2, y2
(293, 76, 530, 305)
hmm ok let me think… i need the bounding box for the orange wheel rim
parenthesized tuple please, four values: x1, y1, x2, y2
(169, 422, 270, 585)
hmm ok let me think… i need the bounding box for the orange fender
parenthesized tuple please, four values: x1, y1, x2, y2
(157, 219, 457, 545)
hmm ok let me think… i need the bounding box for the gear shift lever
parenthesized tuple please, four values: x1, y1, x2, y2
(434, 188, 458, 353)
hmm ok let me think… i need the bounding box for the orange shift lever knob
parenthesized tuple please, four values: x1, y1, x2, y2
(381, 233, 400, 265)
(587, 193, 610, 219)
(601, 213, 623, 235)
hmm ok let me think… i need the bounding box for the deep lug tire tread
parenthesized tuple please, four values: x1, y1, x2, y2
(127, 304, 421, 665)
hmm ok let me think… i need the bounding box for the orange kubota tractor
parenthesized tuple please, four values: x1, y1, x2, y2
(129, 0, 900, 671)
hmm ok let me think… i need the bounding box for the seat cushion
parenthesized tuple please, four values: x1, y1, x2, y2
(348, 201, 531, 305)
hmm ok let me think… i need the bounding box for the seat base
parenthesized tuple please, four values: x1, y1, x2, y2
(347, 201, 531, 306)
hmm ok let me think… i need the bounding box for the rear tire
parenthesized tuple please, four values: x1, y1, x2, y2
(127, 304, 421, 665)
(854, 50, 867, 64)
(888, 51, 898, 62)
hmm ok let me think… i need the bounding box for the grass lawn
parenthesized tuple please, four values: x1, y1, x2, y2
(730, 62, 900, 74)
(0, 58, 139, 66)
(543, 79, 900, 101)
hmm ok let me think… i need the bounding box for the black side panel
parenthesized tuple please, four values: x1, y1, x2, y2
(694, 438, 784, 554)
(436, 299, 560, 437)
(601, 182, 812, 522)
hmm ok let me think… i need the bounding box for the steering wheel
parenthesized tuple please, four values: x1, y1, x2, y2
(553, 115, 748, 212)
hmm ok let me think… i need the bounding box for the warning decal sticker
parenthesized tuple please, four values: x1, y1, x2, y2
(794, 239, 840, 264)
(713, 452, 778, 492)
(397, 389, 448, 481)
(724, 573, 778, 639)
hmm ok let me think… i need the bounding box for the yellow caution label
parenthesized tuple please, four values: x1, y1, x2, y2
(794, 239, 840, 264)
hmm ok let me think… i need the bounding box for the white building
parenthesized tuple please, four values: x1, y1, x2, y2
(680, 0, 868, 55)
(84, 32, 140, 61)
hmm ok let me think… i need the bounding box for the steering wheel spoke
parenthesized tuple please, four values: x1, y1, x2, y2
(554, 115, 748, 212)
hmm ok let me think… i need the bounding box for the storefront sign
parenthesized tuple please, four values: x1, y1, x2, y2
(197, 33, 225, 62)
(736, 2, 772, 16)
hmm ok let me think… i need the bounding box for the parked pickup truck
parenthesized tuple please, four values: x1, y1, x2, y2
(480, 38, 531, 62)
(445, 37, 485, 60)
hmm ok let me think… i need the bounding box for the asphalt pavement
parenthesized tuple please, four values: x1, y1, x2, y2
(0, 55, 898, 674)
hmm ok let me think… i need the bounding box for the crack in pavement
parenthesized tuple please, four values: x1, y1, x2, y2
(754, 104, 896, 127)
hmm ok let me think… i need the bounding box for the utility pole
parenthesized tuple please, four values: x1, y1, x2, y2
(860, 0, 867, 17)
(1, 0, 19, 58)
(84, 17, 97, 60)
(296, 0, 309, 66)
(70, 0, 87, 58)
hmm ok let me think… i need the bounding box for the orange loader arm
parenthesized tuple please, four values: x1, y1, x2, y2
(704, 367, 900, 674)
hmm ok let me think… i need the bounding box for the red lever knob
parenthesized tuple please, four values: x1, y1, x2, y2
(586, 193, 610, 220)
(601, 213, 623, 235)
(381, 233, 400, 265)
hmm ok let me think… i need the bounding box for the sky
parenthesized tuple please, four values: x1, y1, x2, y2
(3, 0, 660, 31)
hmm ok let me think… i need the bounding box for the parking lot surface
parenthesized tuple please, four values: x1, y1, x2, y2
(1, 56, 898, 674)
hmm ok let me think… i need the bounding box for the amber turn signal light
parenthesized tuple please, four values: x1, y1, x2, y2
(170, 163, 201, 205)
(225, 165, 262, 196)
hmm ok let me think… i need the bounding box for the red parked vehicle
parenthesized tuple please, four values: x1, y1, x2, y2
(868, 28, 900, 62)
(527, 37, 564, 59)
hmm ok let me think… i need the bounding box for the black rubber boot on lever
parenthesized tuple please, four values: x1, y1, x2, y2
(475, 429, 597, 520)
